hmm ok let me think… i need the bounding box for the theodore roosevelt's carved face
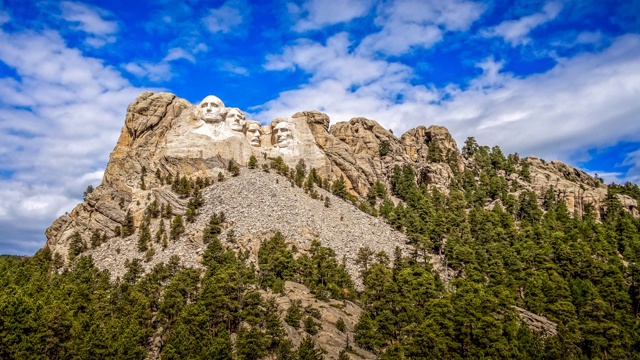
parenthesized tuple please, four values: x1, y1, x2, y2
(273, 121, 293, 148)
(199, 95, 224, 123)
(225, 108, 246, 132)
(246, 121, 262, 146)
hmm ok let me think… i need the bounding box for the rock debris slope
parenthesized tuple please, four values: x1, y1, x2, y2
(83, 169, 409, 282)
(194, 170, 409, 279)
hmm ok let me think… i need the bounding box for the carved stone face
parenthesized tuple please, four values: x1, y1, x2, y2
(246, 121, 262, 147)
(273, 121, 293, 148)
(199, 95, 224, 123)
(226, 108, 246, 132)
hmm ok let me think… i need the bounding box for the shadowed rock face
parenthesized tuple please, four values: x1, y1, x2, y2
(45, 91, 637, 261)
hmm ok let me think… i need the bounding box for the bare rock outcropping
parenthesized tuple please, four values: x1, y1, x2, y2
(45, 90, 637, 265)
(45, 92, 458, 259)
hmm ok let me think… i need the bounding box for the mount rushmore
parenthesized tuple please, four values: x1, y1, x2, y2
(44, 91, 637, 265)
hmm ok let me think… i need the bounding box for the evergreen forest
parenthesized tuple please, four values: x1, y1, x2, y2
(1, 138, 640, 359)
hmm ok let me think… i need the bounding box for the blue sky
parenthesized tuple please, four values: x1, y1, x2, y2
(1, 0, 639, 255)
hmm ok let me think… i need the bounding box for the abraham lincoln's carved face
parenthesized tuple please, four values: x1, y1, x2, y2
(273, 121, 293, 148)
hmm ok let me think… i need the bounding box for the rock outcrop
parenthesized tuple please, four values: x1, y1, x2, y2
(523, 157, 637, 219)
(45, 90, 638, 263)
(45, 92, 460, 260)
(266, 281, 375, 359)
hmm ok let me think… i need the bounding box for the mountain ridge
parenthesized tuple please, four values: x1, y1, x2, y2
(45, 91, 638, 265)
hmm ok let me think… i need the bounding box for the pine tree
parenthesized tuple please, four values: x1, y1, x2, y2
(297, 337, 324, 360)
(83, 185, 94, 201)
(332, 176, 347, 199)
(138, 222, 151, 252)
(285, 300, 303, 328)
(68, 231, 87, 260)
(248, 155, 258, 169)
(122, 210, 135, 237)
(170, 215, 185, 241)
(90, 229, 101, 247)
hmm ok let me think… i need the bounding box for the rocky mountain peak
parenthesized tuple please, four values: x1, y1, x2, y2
(46, 91, 638, 270)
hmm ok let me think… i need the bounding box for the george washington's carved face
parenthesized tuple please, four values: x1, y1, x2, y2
(199, 95, 225, 123)
(225, 108, 246, 132)
(273, 121, 293, 148)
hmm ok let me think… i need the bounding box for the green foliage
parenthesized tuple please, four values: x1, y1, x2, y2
(295, 159, 307, 187)
(462, 136, 478, 158)
(248, 155, 258, 169)
(285, 300, 303, 328)
(68, 231, 86, 260)
(4, 132, 640, 360)
(228, 160, 240, 177)
(297, 336, 324, 360)
(202, 212, 225, 244)
(609, 181, 640, 204)
(270, 156, 287, 174)
(258, 232, 295, 291)
(90, 229, 103, 248)
(332, 176, 348, 199)
(137, 221, 151, 252)
(297, 240, 355, 300)
(379, 140, 391, 157)
(122, 210, 135, 237)
(170, 215, 185, 241)
(304, 315, 322, 334)
(146, 199, 160, 218)
(427, 141, 443, 162)
(82, 184, 94, 201)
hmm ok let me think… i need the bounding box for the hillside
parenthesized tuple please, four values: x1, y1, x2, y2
(1, 91, 639, 359)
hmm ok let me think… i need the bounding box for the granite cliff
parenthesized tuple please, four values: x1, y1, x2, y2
(45, 91, 637, 267)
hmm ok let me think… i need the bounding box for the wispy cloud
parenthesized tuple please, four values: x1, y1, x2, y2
(60, 1, 119, 47)
(163, 47, 196, 63)
(0, 28, 143, 254)
(202, 0, 249, 34)
(358, 0, 486, 56)
(290, 0, 374, 31)
(123, 47, 195, 82)
(260, 34, 640, 173)
(481, 2, 562, 45)
(621, 149, 640, 184)
(220, 62, 250, 76)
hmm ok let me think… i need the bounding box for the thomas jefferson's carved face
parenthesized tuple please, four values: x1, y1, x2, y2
(273, 121, 293, 148)
(199, 95, 224, 123)
(226, 108, 246, 132)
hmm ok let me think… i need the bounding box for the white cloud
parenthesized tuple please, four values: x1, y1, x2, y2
(292, 0, 374, 31)
(123, 47, 194, 82)
(481, 2, 562, 45)
(60, 1, 119, 47)
(220, 62, 250, 76)
(0, 28, 143, 254)
(259, 34, 640, 180)
(358, 0, 485, 56)
(620, 149, 640, 184)
(202, 0, 248, 34)
(163, 47, 196, 63)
